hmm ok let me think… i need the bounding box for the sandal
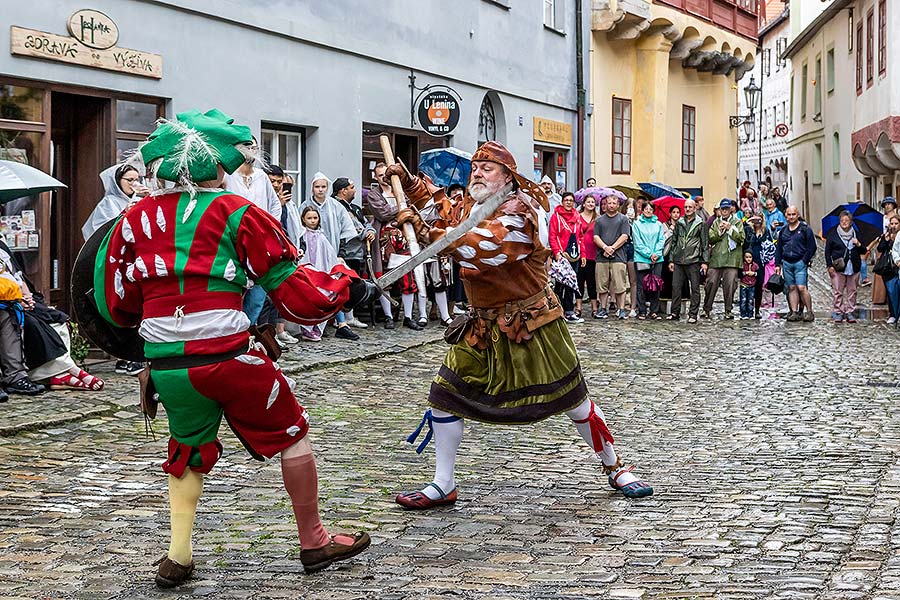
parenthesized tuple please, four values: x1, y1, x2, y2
(48, 374, 91, 390)
(76, 369, 104, 391)
(608, 466, 654, 499)
(395, 483, 458, 510)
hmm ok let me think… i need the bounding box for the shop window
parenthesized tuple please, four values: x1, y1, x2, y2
(611, 97, 631, 174)
(0, 85, 43, 122)
(116, 100, 157, 133)
(114, 99, 162, 162)
(261, 126, 304, 193)
(681, 105, 695, 173)
(0, 129, 42, 168)
(878, 0, 886, 76)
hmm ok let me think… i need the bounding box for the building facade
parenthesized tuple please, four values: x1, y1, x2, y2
(0, 0, 589, 313)
(782, 0, 893, 232)
(590, 0, 757, 204)
(849, 0, 898, 205)
(737, 2, 790, 192)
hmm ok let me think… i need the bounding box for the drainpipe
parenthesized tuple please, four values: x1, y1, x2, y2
(575, 0, 586, 186)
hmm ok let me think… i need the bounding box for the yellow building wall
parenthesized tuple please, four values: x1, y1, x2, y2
(590, 6, 754, 204)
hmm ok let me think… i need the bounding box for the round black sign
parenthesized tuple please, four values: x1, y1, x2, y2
(417, 90, 460, 136)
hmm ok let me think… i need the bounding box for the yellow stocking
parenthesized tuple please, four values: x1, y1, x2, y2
(167, 469, 203, 565)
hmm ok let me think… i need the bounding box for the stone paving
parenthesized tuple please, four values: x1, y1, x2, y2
(2, 279, 900, 599)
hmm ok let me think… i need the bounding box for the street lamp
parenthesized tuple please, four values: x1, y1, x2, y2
(744, 76, 761, 113)
(730, 76, 761, 144)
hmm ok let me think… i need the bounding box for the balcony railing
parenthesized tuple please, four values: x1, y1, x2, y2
(655, 0, 759, 39)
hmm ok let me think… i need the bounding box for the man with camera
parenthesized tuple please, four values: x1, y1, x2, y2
(703, 199, 745, 319)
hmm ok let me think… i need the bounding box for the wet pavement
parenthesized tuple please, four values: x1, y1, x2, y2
(2, 277, 900, 599)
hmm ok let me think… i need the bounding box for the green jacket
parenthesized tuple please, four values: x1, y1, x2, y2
(708, 215, 745, 269)
(669, 215, 710, 265)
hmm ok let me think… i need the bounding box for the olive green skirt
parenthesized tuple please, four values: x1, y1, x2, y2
(428, 318, 588, 424)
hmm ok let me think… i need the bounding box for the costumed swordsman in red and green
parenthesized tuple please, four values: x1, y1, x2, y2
(86, 109, 377, 587)
(386, 141, 653, 509)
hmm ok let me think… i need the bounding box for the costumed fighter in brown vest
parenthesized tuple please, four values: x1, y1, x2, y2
(385, 141, 653, 509)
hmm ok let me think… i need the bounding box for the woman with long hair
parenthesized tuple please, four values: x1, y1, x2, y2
(575, 196, 600, 317)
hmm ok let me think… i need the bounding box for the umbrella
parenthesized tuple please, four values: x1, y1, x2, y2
(609, 184, 645, 199)
(418, 147, 472, 188)
(651, 196, 686, 223)
(574, 186, 626, 204)
(0, 160, 66, 203)
(821, 202, 883, 247)
(638, 182, 687, 200)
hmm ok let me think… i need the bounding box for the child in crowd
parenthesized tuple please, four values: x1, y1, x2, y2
(739, 251, 759, 320)
(297, 206, 339, 342)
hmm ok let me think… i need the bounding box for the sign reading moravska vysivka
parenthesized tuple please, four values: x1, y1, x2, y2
(417, 90, 461, 136)
(10, 10, 162, 79)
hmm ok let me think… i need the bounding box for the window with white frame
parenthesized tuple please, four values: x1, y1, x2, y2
(261, 126, 304, 193)
(544, 0, 555, 28)
(543, 0, 564, 31)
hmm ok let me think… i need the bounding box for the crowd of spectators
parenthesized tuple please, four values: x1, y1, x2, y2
(7, 161, 898, 404)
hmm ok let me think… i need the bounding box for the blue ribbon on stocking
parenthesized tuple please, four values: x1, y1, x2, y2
(406, 408, 460, 454)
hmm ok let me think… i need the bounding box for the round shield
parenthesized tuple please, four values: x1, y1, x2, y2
(70, 218, 145, 362)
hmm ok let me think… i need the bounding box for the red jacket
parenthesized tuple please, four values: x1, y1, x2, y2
(548, 205, 585, 258)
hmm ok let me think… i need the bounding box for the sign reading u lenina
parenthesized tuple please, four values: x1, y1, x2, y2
(11, 9, 162, 79)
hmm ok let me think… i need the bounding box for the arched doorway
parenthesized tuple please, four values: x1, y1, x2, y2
(478, 91, 505, 146)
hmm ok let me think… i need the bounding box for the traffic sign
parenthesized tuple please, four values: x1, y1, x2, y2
(774, 123, 789, 137)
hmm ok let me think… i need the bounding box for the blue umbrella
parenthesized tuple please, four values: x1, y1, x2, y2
(418, 147, 472, 188)
(821, 202, 882, 246)
(638, 181, 686, 199)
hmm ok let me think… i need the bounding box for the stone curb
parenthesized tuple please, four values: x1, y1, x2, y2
(0, 332, 445, 438)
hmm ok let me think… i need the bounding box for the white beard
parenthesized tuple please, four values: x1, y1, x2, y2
(469, 180, 507, 203)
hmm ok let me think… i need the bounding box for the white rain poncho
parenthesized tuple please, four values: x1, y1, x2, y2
(81, 165, 133, 241)
(299, 171, 357, 254)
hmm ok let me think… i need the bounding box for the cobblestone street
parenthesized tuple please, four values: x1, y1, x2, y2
(2, 300, 900, 599)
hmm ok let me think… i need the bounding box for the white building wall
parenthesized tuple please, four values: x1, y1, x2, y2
(738, 17, 791, 192)
(786, 9, 860, 233)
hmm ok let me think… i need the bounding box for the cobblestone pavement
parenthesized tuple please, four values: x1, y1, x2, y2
(3, 285, 900, 599)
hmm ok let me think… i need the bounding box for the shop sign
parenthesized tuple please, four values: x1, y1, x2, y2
(533, 117, 572, 146)
(67, 9, 119, 49)
(416, 89, 461, 137)
(10, 10, 162, 79)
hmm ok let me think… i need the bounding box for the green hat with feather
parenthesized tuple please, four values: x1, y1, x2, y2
(140, 108, 253, 185)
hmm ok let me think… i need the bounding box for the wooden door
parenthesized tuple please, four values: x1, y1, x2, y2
(50, 92, 111, 314)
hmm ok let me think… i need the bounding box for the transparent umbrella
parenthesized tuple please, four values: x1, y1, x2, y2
(0, 160, 66, 203)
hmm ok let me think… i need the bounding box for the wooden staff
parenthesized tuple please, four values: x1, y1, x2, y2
(380, 135, 428, 297)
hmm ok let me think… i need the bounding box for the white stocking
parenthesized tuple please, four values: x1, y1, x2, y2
(434, 291, 451, 322)
(379, 295, 393, 320)
(417, 293, 428, 321)
(422, 408, 464, 500)
(402, 293, 414, 320)
(566, 398, 639, 486)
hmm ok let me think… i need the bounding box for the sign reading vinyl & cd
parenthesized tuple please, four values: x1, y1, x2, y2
(416, 89, 461, 136)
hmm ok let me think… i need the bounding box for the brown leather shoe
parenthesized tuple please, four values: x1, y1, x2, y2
(154, 555, 195, 588)
(300, 532, 370, 574)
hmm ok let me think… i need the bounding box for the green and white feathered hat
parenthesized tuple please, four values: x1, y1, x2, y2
(139, 108, 253, 188)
